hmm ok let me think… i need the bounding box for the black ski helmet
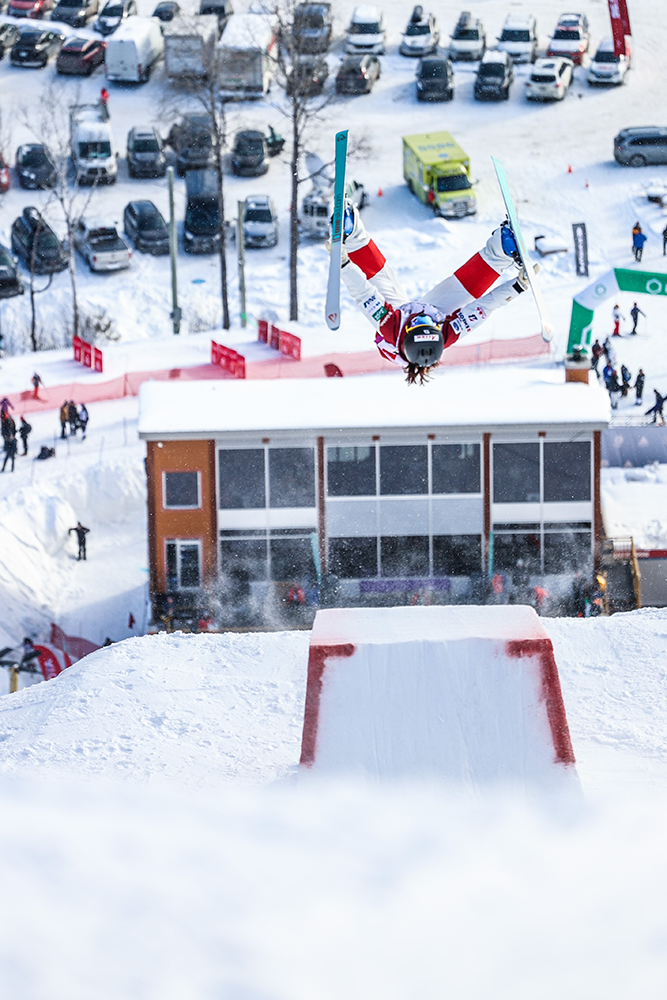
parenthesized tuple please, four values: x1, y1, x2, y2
(402, 315, 444, 366)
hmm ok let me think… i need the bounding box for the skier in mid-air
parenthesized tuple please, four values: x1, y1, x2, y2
(336, 203, 536, 384)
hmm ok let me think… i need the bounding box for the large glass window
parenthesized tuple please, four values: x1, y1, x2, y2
(432, 444, 480, 494)
(270, 536, 315, 580)
(166, 539, 201, 590)
(493, 443, 540, 503)
(327, 446, 376, 496)
(329, 537, 377, 578)
(492, 531, 541, 572)
(380, 536, 429, 577)
(543, 442, 591, 502)
(380, 445, 428, 495)
(433, 535, 481, 576)
(219, 537, 268, 582)
(269, 448, 315, 508)
(163, 471, 200, 509)
(218, 449, 265, 509)
(544, 531, 592, 573)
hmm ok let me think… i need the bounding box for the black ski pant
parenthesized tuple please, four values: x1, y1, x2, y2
(2, 452, 15, 472)
(78, 539, 86, 561)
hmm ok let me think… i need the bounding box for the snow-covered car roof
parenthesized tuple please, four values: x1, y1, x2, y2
(350, 5, 382, 23)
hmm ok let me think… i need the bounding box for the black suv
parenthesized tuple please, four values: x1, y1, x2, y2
(474, 50, 513, 100)
(0, 23, 19, 59)
(416, 54, 454, 101)
(123, 200, 170, 254)
(231, 130, 268, 176)
(293, 2, 332, 54)
(0, 244, 24, 299)
(11, 207, 69, 274)
(16, 143, 57, 189)
(52, 0, 98, 27)
(127, 126, 166, 177)
(287, 55, 329, 96)
(10, 27, 65, 67)
(168, 115, 216, 175)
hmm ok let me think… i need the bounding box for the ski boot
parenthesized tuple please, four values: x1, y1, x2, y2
(500, 220, 522, 265)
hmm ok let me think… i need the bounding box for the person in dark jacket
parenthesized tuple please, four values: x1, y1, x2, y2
(663, 222, 667, 256)
(646, 389, 666, 424)
(1, 413, 15, 443)
(2, 433, 17, 472)
(31, 372, 42, 398)
(633, 228, 647, 262)
(78, 404, 89, 440)
(19, 417, 31, 456)
(634, 369, 645, 406)
(608, 369, 621, 409)
(0, 397, 13, 419)
(602, 361, 613, 389)
(630, 302, 645, 334)
(68, 521, 90, 560)
(602, 336, 612, 361)
(590, 339, 603, 375)
(620, 364, 632, 397)
(67, 401, 78, 436)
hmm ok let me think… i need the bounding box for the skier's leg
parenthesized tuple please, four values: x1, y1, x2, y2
(344, 206, 407, 306)
(424, 226, 517, 314)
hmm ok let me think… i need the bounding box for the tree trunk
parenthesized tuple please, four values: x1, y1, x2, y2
(216, 135, 230, 331)
(68, 223, 79, 340)
(289, 97, 299, 322)
(29, 275, 37, 352)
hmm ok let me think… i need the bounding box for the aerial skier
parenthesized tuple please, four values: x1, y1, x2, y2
(336, 203, 537, 385)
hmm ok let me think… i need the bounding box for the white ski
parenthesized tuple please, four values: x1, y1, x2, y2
(325, 129, 348, 331)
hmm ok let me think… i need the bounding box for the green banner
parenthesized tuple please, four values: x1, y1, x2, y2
(567, 299, 595, 354)
(615, 269, 667, 296)
(568, 267, 667, 354)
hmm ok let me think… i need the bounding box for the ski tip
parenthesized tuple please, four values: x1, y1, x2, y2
(326, 312, 340, 331)
(541, 325, 554, 344)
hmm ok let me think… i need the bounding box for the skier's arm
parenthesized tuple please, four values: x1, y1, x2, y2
(340, 259, 396, 332)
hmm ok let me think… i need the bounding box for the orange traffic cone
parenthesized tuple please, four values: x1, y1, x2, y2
(567, 164, 572, 173)
(585, 178, 589, 189)
(377, 187, 383, 197)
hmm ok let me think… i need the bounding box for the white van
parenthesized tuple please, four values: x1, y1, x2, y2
(163, 14, 218, 78)
(345, 5, 386, 55)
(70, 103, 117, 185)
(105, 17, 164, 82)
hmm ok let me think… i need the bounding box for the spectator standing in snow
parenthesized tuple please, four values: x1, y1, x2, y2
(646, 389, 666, 424)
(100, 88, 109, 119)
(612, 303, 624, 336)
(634, 368, 645, 406)
(490, 571, 506, 604)
(633, 227, 647, 262)
(602, 360, 613, 389)
(68, 521, 90, 561)
(1, 412, 15, 443)
(591, 339, 603, 375)
(630, 302, 645, 334)
(19, 417, 31, 456)
(0, 397, 13, 419)
(31, 372, 42, 398)
(68, 401, 78, 436)
(78, 403, 89, 439)
(621, 364, 632, 397)
(602, 336, 612, 361)
(663, 222, 667, 256)
(59, 401, 68, 439)
(608, 369, 621, 409)
(2, 433, 17, 472)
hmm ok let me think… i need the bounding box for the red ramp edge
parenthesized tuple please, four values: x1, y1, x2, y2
(506, 638, 576, 766)
(300, 644, 355, 767)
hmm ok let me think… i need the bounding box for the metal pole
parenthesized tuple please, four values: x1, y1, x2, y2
(237, 200, 246, 328)
(168, 167, 181, 335)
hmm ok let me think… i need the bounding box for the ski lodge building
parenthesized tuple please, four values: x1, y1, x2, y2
(137, 368, 610, 623)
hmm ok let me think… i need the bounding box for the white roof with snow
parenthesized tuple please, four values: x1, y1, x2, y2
(218, 13, 276, 50)
(138, 368, 610, 439)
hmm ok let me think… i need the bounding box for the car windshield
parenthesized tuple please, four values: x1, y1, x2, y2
(79, 141, 111, 159)
(59, 0, 81, 6)
(454, 28, 478, 40)
(186, 201, 218, 233)
(22, 148, 49, 167)
(532, 73, 556, 83)
(134, 138, 159, 152)
(237, 139, 264, 155)
(19, 32, 46, 44)
(436, 174, 471, 192)
(349, 22, 379, 33)
(419, 61, 447, 78)
(102, 4, 123, 15)
(139, 212, 165, 231)
(406, 23, 430, 35)
(296, 11, 324, 29)
(63, 41, 87, 50)
(0, 248, 14, 268)
(184, 132, 212, 151)
(501, 29, 530, 42)
(36, 231, 60, 252)
(553, 28, 581, 39)
(245, 208, 272, 222)
(595, 50, 619, 63)
(479, 62, 504, 77)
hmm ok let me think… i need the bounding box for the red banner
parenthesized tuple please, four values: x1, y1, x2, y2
(279, 331, 301, 361)
(210, 340, 246, 379)
(618, 0, 631, 36)
(269, 324, 281, 351)
(93, 347, 103, 373)
(608, 0, 629, 57)
(73, 335, 82, 363)
(260, 319, 302, 361)
(257, 319, 268, 343)
(82, 342, 92, 368)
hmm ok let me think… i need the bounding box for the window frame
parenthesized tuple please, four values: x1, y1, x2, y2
(165, 537, 202, 591)
(162, 469, 202, 510)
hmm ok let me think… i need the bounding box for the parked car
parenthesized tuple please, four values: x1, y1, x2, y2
(345, 5, 385, 56)
(11, 207, 69, 274)
(231, 130, 268, 177)
(525, 57, 573, 100)
(127, 125, 166, 177)
(0, 154, 9, 193)
(73, 218, 131, 272)
(0, 244, 24, 299)
(7, 0, 54, 18)
(400, 6, 438, 57)
(242, 195, 278, 249)
(152, 0, 179, 20)
(123, 200, 169, 254)
(94, 0, 137, 36)
(546, 12, 589, 65)
(474, 49, 513, 100)
(588, 37, 631, 86)
(56, 35, 105, 73)
(167, 114, 215, 175)
(10, 27, 64, 67)
(184, 168, 219, 254)
(496, 13, 538, 63)
(70, 101, 117, 185)
(336, 53, 380, 94)
(52, 0, 98, 28)
(198, 0, 232, 33)
(416, 53, 453, 101)
(16, 143, 56, 188)
(449, 11, 485, 61)
(287, 54, 328, 95)
(293, 2, 332, 54)
(0, 23, 19, 59)
(614, 127, 667, 168)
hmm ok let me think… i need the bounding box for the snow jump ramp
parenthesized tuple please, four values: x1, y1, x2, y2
(300, 606, 577, 788)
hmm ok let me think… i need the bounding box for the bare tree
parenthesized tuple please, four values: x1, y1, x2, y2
(161, 26, 232, 330)
(19, 81, 97, 342)
(270, 0, 334, 322)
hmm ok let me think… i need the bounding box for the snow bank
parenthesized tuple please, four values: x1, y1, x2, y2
(302, 606, 577, 788)
(0, 631, 310, 785)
